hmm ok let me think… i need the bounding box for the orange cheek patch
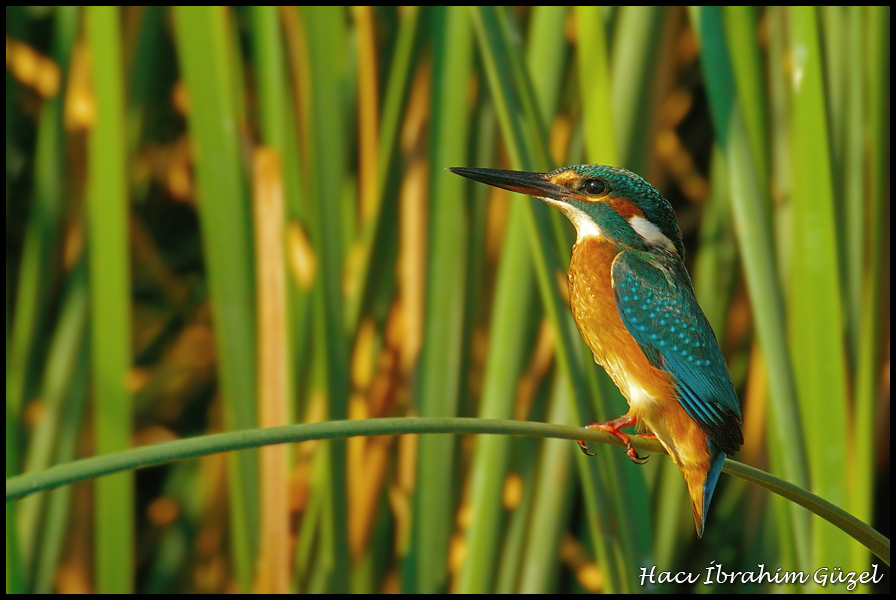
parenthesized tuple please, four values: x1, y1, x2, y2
(603, 195, 644, 218)
(549, 169, 582, 189)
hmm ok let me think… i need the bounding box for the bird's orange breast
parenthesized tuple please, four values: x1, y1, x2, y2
(567, 236, 674, 407)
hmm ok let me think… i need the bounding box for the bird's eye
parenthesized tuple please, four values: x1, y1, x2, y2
(584, 179, 607, 196)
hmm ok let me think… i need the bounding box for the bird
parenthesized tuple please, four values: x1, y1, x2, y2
(448, 164, 743, 537)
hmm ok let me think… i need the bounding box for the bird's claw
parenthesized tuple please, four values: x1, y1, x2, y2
(625, 442, 648, 465)
(577, 439, 596, 456)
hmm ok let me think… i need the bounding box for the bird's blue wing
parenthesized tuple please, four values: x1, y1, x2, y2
(611, 251, 743, 454)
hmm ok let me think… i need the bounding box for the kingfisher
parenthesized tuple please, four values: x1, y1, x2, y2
(449, 164, 743, 537)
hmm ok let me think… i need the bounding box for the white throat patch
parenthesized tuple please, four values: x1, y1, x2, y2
(540, 197, 603, 242)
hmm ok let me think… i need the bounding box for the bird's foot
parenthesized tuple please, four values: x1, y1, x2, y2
(577, 415, 648, 464)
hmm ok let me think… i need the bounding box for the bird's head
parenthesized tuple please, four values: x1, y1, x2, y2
(449, 164, 685, 259)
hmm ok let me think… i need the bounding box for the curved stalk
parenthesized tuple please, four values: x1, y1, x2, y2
(5, 417, 889, 566)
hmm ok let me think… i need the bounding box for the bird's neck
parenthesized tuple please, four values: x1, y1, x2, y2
(568, 236, 619, 308)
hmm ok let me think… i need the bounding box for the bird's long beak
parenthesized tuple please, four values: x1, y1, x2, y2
(448, 167, 571, 202)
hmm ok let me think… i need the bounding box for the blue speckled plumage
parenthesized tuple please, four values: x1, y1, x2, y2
(612, 251, 742, 455)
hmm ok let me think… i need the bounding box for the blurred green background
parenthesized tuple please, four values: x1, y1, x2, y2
(5, 5, 890, 593)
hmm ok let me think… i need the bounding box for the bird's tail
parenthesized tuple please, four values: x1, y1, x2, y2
(681, 447, 726, 538)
